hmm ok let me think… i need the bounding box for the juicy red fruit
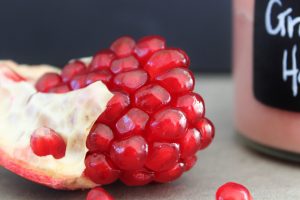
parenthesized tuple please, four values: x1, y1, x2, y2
(35, 35, 214, 186)
(86, 187, 114, 200)
(216, 182, 253, 200)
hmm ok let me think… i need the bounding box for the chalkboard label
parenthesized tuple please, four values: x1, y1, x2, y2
(254, 0, 300, 112)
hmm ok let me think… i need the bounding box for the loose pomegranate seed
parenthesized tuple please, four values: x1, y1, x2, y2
(216, 182, 253, 200)
(84, 153, 120, 185)
(86, 123, 114, 153)
(115, 108, 149, 138)
(89, 50, 116, 71)
(86, 70, 112, 86)
(61, 60, 86, 82)
(148, 108, 187, 142)
(70, 74, 87, 90)
(180, 128, 201, 159)
(134, 35, 166, 65)
(120, 168, 154, 186)
(195, 118, 215, 150)
(86, 187, 114, 200)
(144, 49, 189, 78)
(174, 93, 205, 123)
(48, 84, 70, 94)
(156, 67, 194, 95)
(145, 142, 180, 172)
(113, 69, 148, 93)
(110, 36, 136, 57)
(110, 55, 139, 74)
(30, 127, 66, 159)
(98, 92, 130, 125)
(110, 136, 148, 170)
(134, 84, 171, 113)
(154, 162, 185, 183)
(183, 155, 197, 171)
(35, 73, 62, 92)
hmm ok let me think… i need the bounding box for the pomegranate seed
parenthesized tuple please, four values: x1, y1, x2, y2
(110, 55, 139, 74)
(110, 136, 148, 170)
(148, 108, 187, 142)
(98, 92, 130, 125)
(144, 49, 189, 78)
(183, 155, 197, 171)
(70, 74, 87, 90)
(145, 142, 179, 172)
(30, 127, 66, 159)
(154, 162, 185, 183)
(195, 118, 215, 150)
(120, 169, 154, 186)
(86, 70, 112, 85)
(174, 93, 205, 123)
(156, 67, 194, 95)
(134, 84, 171, 113)
(216, 182, 253, 200)
(89, 50, 116, 71)
(48, 84, 70, 94)
(61, 60, 86, 82)
(110, 36, 136, 57)
(113, 69, 148, 93)
(35, 73, 62, 92)
(86, 187, 114, 200)
(86, 123, 114, 153)
(134, 35, 166, 65)
(84, 153, 120, 185)
(180, 128, 201, 159)
(116, 108, 149, 138)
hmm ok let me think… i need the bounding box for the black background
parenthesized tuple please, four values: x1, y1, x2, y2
(0, 0, 231, 72)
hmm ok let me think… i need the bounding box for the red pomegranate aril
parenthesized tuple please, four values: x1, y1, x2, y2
(120, 169, 154, 186)
(180, 128, 201, 159)
(84, 153, 120, 185)
(175, 93, 205, 123)
(98, 92, 130, 124)
(35, 73, 62, 92)
(134, 84, 171, 113)
(195, 118, 215, 150)
(145, 142, 180, 172)
(216, 182, 253, 200)
(110, 55, 139, 74)
(61, 60, 86, 82)
(134, 35, 166, 65)
(86, 187, 114, 200)
(48, 84, 70, 94)
(89, 50, 116, 71)
(30, 127, 66, 159)
(116, 108, 149, 138)
(86, 70, 112, 85)
(86, 123, 114, 153)
(110, 36, 136, 57)
(144, 49, 189, 78)
(110, 136, 148, 170)
(154, 162, 185, 183)
(113, 69, 148, 93)
(70, 74, 87, 90)
(156, 67, 194, 95)
(148, 108, 187, 142)
(183, 155, 197, 171)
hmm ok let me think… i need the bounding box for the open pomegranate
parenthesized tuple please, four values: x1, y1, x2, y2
(0, 36, 214, 191)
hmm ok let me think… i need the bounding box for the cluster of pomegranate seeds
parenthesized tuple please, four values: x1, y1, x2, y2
(216, 182, 253, 200)
(35, 35, 215, 186)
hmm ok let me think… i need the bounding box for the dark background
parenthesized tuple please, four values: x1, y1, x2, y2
(0, 0, 232, 73)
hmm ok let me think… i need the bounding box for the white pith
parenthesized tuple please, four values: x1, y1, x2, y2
(0, 60, 112, 188)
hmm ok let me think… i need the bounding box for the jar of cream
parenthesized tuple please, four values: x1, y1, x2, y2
(233, 0, 300, 160)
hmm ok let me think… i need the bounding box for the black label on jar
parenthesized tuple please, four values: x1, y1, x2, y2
(254, 0, 300, 112)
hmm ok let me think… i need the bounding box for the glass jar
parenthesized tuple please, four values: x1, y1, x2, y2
(233, 0, 300, 161)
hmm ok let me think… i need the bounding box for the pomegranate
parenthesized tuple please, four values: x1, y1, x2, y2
(0, 36, 214, 192)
